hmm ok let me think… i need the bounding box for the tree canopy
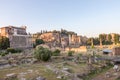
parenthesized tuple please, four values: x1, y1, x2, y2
(0, 36, 10, 50)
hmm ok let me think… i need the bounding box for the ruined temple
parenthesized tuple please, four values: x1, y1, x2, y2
(69, 34, 82, 47)
(32, 29, 88, 48)
(39, 32, 61, 47)
(0, 26, 33, 49)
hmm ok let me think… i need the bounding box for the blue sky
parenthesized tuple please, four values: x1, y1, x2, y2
(0, 0, 120, 37)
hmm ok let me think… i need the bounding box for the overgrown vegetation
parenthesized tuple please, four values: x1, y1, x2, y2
(0, 51, 8, 56)
(86, 33, 120, 46)
(52, 49, 61, 56)
(7, 48, 22, 53)
(68, 51, 74, 56)
(116, 76, 120, 80)
(83, 62, 113, 80)
(0, 48, 22, 57)
(0, 36, 10, 50)
(33, 39, 45, 48)
(34, 46, 52, 61)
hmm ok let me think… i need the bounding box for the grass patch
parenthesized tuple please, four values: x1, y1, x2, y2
(83, 65, 113, 80)
(116, 76, 120, 80)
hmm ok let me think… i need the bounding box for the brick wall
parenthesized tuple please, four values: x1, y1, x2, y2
(113, 47, 120, 56)
(10, 35, 33, 49)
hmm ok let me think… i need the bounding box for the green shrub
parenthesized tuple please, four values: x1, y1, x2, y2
(52, 49, 60, 56)
(0, 52, 6, 56)
(34, 39, 45, 47)
(7, 48, 22, 53)
(116, 76, 120, 80)
(0, 36, 10, 50)
(68, 51, 74, 56)
(34, 46, 51, 61)
(78, 53, 83, 57)
(7, 48, 16, 53)
(0, 51, 8, 56)
(91, 45, 94, 49)
(15, 49, 22, 53)
(33, 44, 36, 48)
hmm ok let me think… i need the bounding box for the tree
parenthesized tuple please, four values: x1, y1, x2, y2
(105, 34, 113, 45)
(34, 46, 52, 61)
(99, 34, 103, 41)
(99, 34, 112, 45)
(86, 38, 92, 45)
(114, 34, 120, 44)
(108, 34, 112, 42)
(0, 36, 10, 50)
(35, 39, 45, 46)
(93, 38, 100, 45)
(86, 38, 99, 46)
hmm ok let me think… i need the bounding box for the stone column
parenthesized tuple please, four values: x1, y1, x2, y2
(100, 38, 103, 48)
(69, 34, 72, 46)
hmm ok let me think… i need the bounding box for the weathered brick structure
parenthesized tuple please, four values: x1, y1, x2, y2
(32, 30, 88, 48)
(39, 32, 61, 47)
(40, 32, 60, 43)
(112, 47, 120, 56)
(65, 46, 87, 52)
(0, 26, 33, 49)
(69, 34, 81, 46)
